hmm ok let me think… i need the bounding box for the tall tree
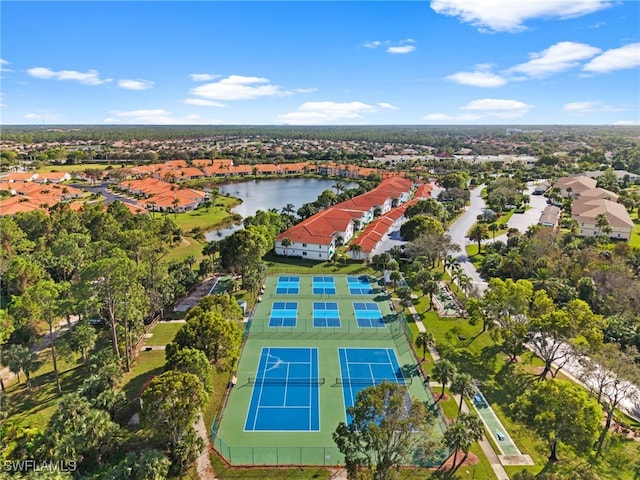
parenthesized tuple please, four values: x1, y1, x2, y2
(578, 344, 640, 458)
(168, 309, 242, 367)
(467, 223, 489, 253)
(415, 331, 435, 361)
(80, 249, 148, 369)
(141, 371, 206, 474)
(68, 319, 97, 363)
(165, 347, 214, 393)
(432, 359, 457, 400)
(22, 280, 63, 392)
(444, 412, 484, 471)
(450, 372, 475, 417)
(512, 380, 602, 462)
(333, 382, 431, 480)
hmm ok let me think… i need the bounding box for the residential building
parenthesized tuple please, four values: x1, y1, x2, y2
(275, 176, 414, 260)
(572, 199, 634, 240)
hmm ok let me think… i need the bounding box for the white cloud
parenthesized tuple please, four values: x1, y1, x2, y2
(0, 58, 13, 73)
(364, 39, 416, 54)
(191, 75, 297, 101)
(27, 67, 111, 85)
(583, 43, 640, 73)
(446, 66, 507, 87)
(563, 101, 624, 114)
(508, 42, 601, 78)
(377, 102, 399, 110)
(0, 104, 7, 108)
(277, 101, 397, 125)
(613, 120, 640, 126)
(425, 97, 533, 122)
(25, 112, 59, 121)
(118, 79, 154, 90)
(190, 73, 222, 82)
(387, 45, 416, 54)
(104, 109, 223, 125)
(183, 98, 227, 107)
(430, 0, 612, 33)
(461, 98, 532, 116)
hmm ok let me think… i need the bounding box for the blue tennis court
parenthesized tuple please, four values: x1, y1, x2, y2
(312, 302, 341, 327)
(244, 347, 320, 431)
(269, 302, 298, 327)
(276, 276, 300, 295)
(338, 348, 407, 420)
(348, 276, 374, 295)
(353, 302, 384, 328)
(313, 276, 336, 295)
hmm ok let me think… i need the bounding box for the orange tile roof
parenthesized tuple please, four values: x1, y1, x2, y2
(36, 172, 69, 181)
(164, 160, 188, 168)
(192, 159, 213, 166)
(3, 172, 38, 182)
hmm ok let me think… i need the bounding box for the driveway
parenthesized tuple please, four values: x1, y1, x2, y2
(505, 182, 549, 233)
(71, 182, 139, 206)
(447, 185, 488, 294)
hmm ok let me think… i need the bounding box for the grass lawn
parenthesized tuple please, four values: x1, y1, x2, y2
(4, 348, 88, 430)
(146, 322, 184, 347)
(37, 163, 112, 173)
(167, 237, 206, 262)
(263, 252, 375, 276)
(121, 349, 166, 400)
(409, 296, 640, 479)
(630, 211, 640, 248)
(171, 197, 241, 233)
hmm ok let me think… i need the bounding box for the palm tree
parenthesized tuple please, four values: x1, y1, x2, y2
(281, 203, 296, 215)
(450, 372, 475, 418)
(423, 279, 439, 311)
(443, 254, 458, 274)
(202, 240, 219, 264)
(467, 224, 489, 253)
(488, 222, 499, 242)
(415, 331, 435, 361)
(457, 273, 472, 297)
(595, 213, 610, 237)
(444, 412, 484, 471)
(6, 344, 38, 390)
(349, 243, 363, 260)
(432, 359, 457, 400)
(280, 237, 292, 256)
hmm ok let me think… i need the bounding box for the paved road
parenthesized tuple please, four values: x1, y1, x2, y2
(505, 183, 548, 233)
(447, 185, 488, 294)
(70, 182, 139, 206)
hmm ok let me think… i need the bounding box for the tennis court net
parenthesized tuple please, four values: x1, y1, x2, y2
(246, 377, 326, 385)
(334, 377, 413, 386)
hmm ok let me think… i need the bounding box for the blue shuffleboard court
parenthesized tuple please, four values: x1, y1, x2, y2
(347, 276, 374, 295)
(269, 302, 298, 327)
(313, 302, 341, 328)
(244, 347, 321, 431)
(276, 276, 300, 295)
(352, 302, 385, 328)
(338, 348, 408, 420)
(313, 276, 336, 295)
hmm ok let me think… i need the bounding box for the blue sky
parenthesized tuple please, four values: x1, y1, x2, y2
(1, 0, 639, 125)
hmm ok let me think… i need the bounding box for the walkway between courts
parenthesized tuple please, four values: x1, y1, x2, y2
(405, 298, 511, 480)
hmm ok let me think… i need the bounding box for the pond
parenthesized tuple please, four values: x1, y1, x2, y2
(205, 178, 357, 240)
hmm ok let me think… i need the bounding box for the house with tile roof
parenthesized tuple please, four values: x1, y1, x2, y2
(555, 175, 597, 198)
(538, 205, 562, 228)
(34, 172, 71, 183)
(274, 176, 414, 260)
(572, 198, 634, 240)
(2, 172, 39, 182)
